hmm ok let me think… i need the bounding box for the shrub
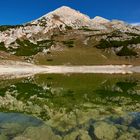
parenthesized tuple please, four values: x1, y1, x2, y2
(47, 58, 53, 61)
(0, 42, 7, 51)
(97, 36, 140, 49)
(10, 39, 53, 56)
(0, 25, 23, 32)
(65, 26, 73, 30)
(117, 46, 137, 57)
(78, 26, 94, 31)
(62, 40, 74, 48)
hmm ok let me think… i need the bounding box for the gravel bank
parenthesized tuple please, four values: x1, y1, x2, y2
(0, 61, 138, 78)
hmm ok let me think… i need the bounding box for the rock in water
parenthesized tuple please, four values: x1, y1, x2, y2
(94, 122, 118, 140)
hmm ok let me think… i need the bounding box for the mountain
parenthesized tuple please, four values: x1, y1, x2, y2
(92, 16, 110, 24)
(32, 6, 93, 28)
(0, 6, 140, 65)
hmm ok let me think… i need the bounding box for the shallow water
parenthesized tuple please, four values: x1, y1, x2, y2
(0, 74, 140, 140)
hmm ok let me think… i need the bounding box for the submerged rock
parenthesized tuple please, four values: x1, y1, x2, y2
(94, 122, 118, 140)
(0, 123, 24, 136)
(13, 136, 30, 140)
(118, 132, 136, 140)
(64, 130, 91, 140)
(21, 125, 61, 140)
(0, 134, 8, 140)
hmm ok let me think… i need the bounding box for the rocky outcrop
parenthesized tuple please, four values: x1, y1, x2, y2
(92, 16, 110, 24)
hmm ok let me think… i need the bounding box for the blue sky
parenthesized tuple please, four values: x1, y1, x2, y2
(0, 0, 140, 25)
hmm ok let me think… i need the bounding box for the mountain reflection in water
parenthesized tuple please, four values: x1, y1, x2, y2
(0, 74, 139, 140)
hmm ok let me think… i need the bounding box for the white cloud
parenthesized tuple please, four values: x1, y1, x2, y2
(130, 22, 140, 26)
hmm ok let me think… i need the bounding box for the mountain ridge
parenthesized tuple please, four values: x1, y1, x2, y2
(0, 6, 140, 65)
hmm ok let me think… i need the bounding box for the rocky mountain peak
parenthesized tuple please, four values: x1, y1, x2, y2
(92, 16, 110, 24)
(31, 6, 93, 29)
(43, 6, 90, 21)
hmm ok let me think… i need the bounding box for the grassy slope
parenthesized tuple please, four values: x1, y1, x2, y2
(0, 28, 140, 65)
(34, 46, 140, 65)
(34, 29, 140, 66)
(0, 51, 24, 62)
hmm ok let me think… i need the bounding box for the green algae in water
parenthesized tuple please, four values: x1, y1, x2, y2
(0, 74, 139, 139)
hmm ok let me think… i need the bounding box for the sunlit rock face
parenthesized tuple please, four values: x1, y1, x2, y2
(32, 6, 93, 29)
(92, 16, 110, 24)
(0, 6, 105, 46)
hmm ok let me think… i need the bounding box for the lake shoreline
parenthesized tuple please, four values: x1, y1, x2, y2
(0, 61, 139, 78)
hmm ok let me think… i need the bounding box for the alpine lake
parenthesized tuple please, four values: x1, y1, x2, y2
(0, 73, 140, 140)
